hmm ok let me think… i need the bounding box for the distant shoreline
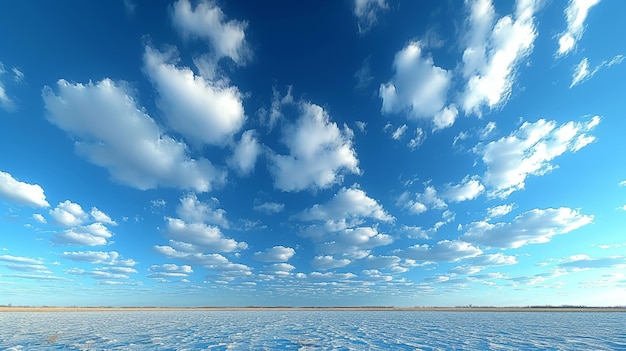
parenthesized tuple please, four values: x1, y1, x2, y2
(1, 306, 625, 313)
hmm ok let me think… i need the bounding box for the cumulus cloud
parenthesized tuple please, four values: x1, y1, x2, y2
(177, 193, 228, 228)
(143, 46, 246, 146)
(380, 41, 457, 130)
(268, 101, 360, 192)
(49, 200, 88, 227)
(404, 240, 482, 262)
(0, 171, 49, 208)
(570, 55, 624, 88)
(52, 222, 115, 246)
(296, 185, 393, 227)
(61, 251, 136, 266)
(148, 263, 193, 281)
(398, 185, 446, 215)
(408, 128, 427, 150)
(354, 0, 388, 34)
(227, 130, 261, 176)
(261, 263, 295, 276)
(43, 78, 226, 192)
(478, 116, 600, 198)
(253, 246, 295, 262)
(556, 0, 600, 56)
(486, 203, 514, 218)
(164, 218, 247, 253)
(90, 207, 117, 226)
(154, 246, 252, 274)
(32, 213, 47, 223)
(460, 0, 537, 115)
(312, 255, 351, 270)
(463, 207, 593, 248)
(442, 175, 485, 203)
(471, 253, 518, 266)
(171, 0, 249, 65)
(253, 201, 285, 214)
(302, 226, 393, 259)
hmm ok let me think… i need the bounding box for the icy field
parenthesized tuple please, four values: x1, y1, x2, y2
(1, 310, 625, 350)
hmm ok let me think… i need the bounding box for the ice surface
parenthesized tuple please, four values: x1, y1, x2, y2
(0, 311, 624, 350)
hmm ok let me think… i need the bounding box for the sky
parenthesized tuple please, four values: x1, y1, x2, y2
(0, 0, 625, 307)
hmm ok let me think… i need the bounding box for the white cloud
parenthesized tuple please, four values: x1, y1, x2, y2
(471, 253, 518, 266)
(0, 62, 16, 112)
(52, 222, 115, 246)
(312, 255, 351, 270)
(90, 207, 117, 226)
(478, 116, 600, 198)
(354, 0, 388, 34)
(570, 55, 624, 88)
(556, 0, 600, 56)
(296, 185, 393, 227)
(404, 240, 482, 262)
(143, 47, 245, 146)
(442, 175, 485, 203)
(0, 171, 49, 208)
(154, 246, 251, 274)
(408, 128, 427, 150)
(262, 263, 295, 275)
(227, 130, 261, 176)
(391, 124, 407, 140)
(479, 121, 497, 139)
(380, 41, 457, 130)
(461, 0, 537, 115)
(61, 251, 136, 266)
(43, 78, 226, 192)
(148, 264, 193, 280)
(486, 203, 514, 218)
(164, 218, 247, 253)
(253, 246, 296, 262)
(171, 0, 249, 65)
(177, 193, 228, 229)
(399, 186, 447, 214)
(306, 226, 393, 259)
(32, 213, 47, 223)
(558, 255, 626, 270)
(0, 255, 42, 265)
(49, 200, 88, 227)
(253, 201, 285, 214)
(268, 101, 360, 192)
(619, 180, 626, 187)
(463, 207, 593, 248)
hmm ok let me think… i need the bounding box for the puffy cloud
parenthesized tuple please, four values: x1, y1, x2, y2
(556, 0, 600, 56)
(486, 203, 514, 218)
(143, 47, 245, 146)
(463, 207, 593, 248)
(312, 255, 351, 270)
(398, 186, 447, 214)
(52, 223, 115, 246)
(261, 263, 295, 275)
(164, 218, 247, 253)
(61, 251, 136, 266)
(570, 55, 624, 88)
(308, 271, 356, 281)
(171, 0, 249, 65)
(296, 185, 393, 226)
(0, 171, 49, 208)
(268, 101, 360, 192)
(380, 41, 457, 130)
(471, 253, 518, 266)
(148, 264, 193, 280)
(227, 130, 261, 176)
(154, 246, 252, 274)
(32, 213, 47, 223)
(478, 116, 600, 198)
(460, 0, 537, 115)
(354, 0, 388, 33)
(404, 240, 482, 262)
(177, 193, 228, 228)
(253, 246, 295, 262)
(90, 207, 117, 226)
(43, 78, 226, 192)
(49, 200, 88, 227)
(253, 201, 285, 214)
(65, 267, 133, 281)
(304, 226, 393, 259)
(442, 176, 485, 203)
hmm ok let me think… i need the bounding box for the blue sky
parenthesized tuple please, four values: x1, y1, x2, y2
(1, 0, 625, 307)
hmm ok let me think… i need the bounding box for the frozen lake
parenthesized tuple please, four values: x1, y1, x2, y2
(1, 310, 624, 350)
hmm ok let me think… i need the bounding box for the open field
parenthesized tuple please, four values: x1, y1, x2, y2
(1, 306, 625, 313)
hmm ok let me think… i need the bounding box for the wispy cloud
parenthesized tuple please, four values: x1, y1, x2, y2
(570, 55, 624, 88)
(556, 0, 601, 56)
